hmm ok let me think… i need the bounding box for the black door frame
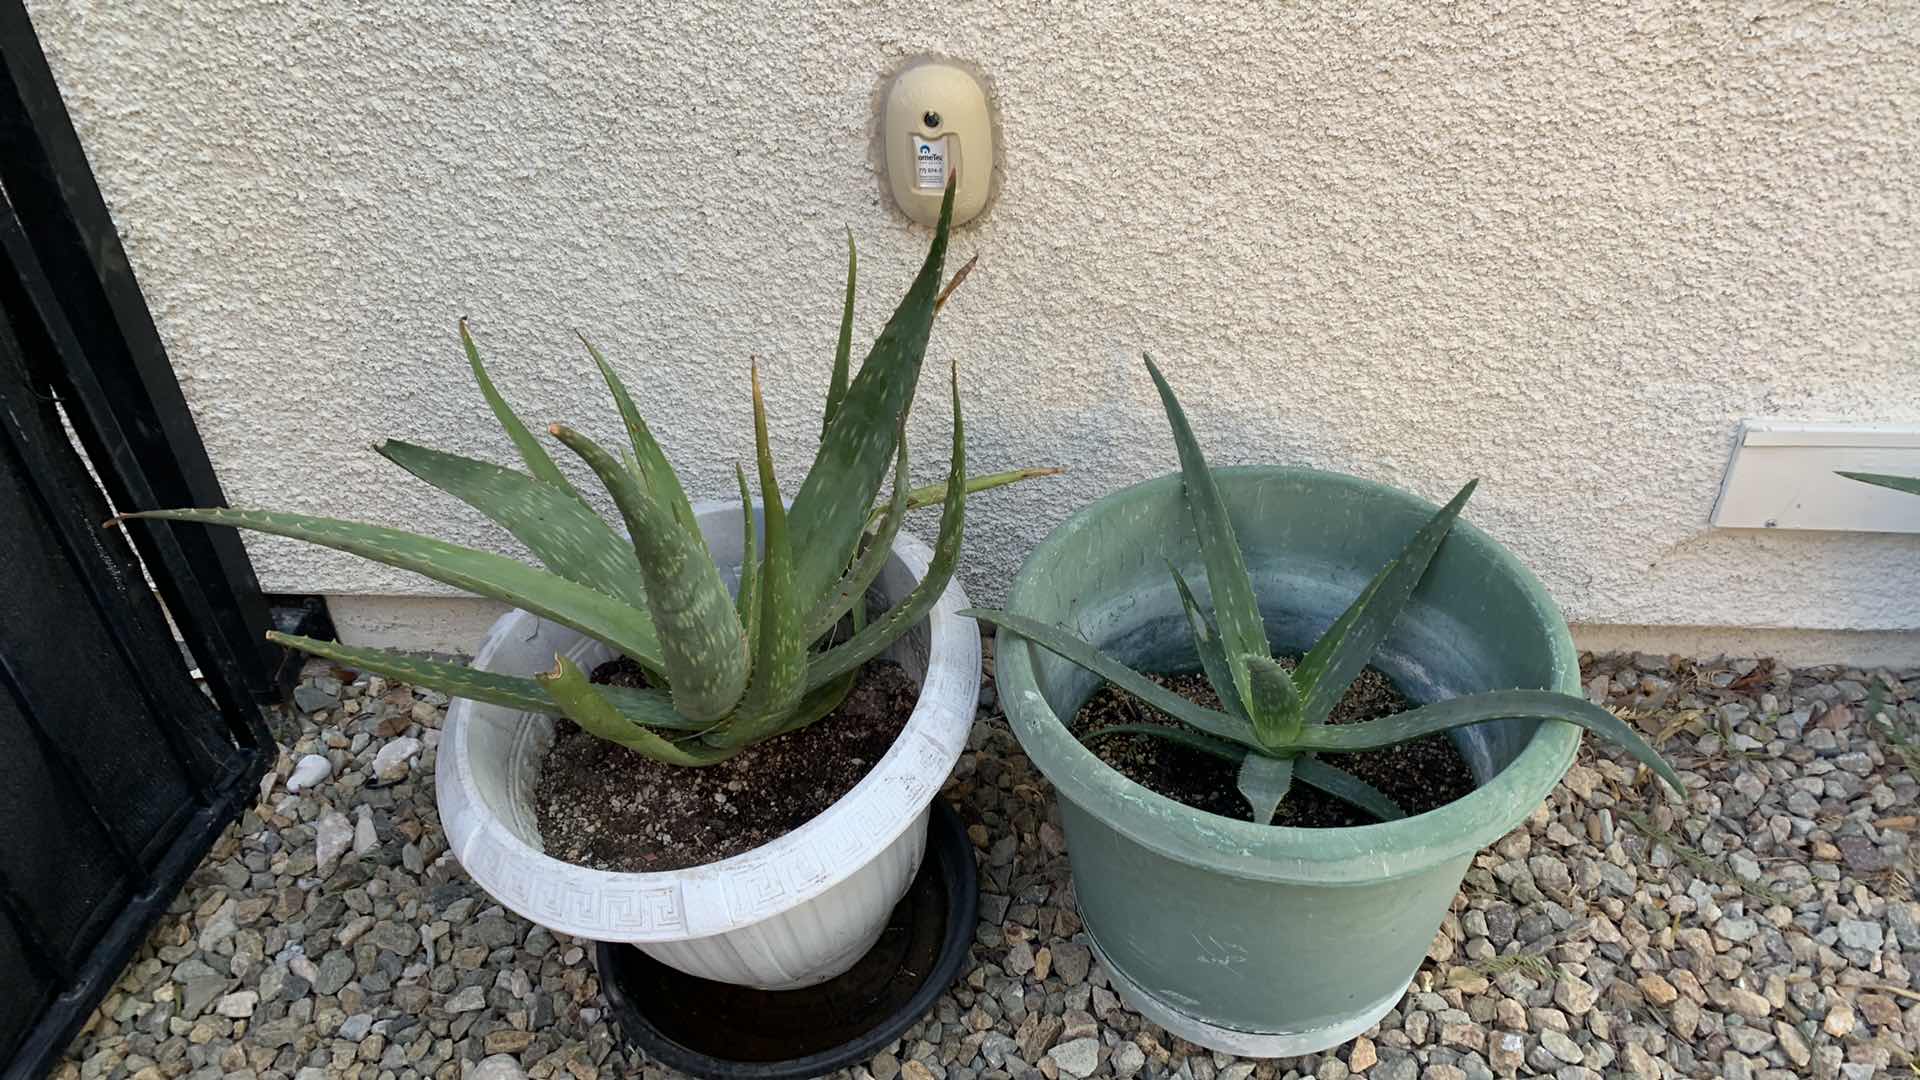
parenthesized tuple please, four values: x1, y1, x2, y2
(0, 4, 288, 1074)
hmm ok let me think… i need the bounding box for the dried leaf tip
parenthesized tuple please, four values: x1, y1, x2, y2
(935, 254, 978, 316)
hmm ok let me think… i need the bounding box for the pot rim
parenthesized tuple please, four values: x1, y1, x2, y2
(438, 518, 979, 942)
(998, 465, 1581, 886)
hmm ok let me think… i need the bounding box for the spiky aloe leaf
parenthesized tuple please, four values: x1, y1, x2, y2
(376, 439, 647, 609)
(1839, 471, 1920, 497)
(1245, 654, 1304, 748)
(869, 468, 1066, 529)
(788, 178, 954, 612)
(1292, 480, 1476, 727)
(1169, 564, 1247, 723)
(539, 655, 736, 765)
(806, 428, 910, 640)
(580, 334, 703, 544)
(1236, 753, 1296, 826)
(1085, 724, 1248, 762)
(1144, 355, 1264, 718)
(734, 463, 760, 651)
(268, 632, 700, 729)
(115, 508, 662, 669)
(461, 320, 580, 502)
(709, 366, 807, 748)
(1294, 688, 1686, 795)
(549, 425, 747, 724)
(1293, 757, 1405, 821)
(806, 368, 967, 691)
(963, 609, 1259, 750)
(822, 229, 857, 437)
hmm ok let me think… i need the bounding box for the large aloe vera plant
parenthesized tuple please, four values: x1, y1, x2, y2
(118, 184, 1051, 765)
(967, 357, 1682, 824)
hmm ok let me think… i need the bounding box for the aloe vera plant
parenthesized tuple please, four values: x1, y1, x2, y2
(966, 357, 1683, 825)
(116, 183, 1053, 764)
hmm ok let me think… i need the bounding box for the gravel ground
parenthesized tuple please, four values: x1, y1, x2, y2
(57, 647, 1920, 1080)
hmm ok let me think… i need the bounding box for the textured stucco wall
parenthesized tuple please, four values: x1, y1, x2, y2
(28, 2, 1920, 642)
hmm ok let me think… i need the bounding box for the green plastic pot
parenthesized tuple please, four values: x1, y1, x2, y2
(996, 467, 1580, 1056)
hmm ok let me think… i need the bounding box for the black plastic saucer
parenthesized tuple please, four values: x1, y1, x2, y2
(596, 799, 978, 1080)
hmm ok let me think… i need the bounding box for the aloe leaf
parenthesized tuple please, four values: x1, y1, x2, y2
(376, 439, 647, 609)
(1143, 355, 1264, 717)
(788, 178, 954, 612)
(1294, 688, 1686, 795)
(868, 468, 1066, 528)
(580, 334, 704, 545)
(805, 367, 965, 690)
(1084, 723, 1249, 762)
(710, 366, 807, 747)
(1838, 471, 1920, 497)
(1292, 480, 1476, 726)
(460, 320, 580, 502)
(549, 424, 748, 723)
(963, 609, 1259, 750)
(117, 507, 662, 669)
(1245, 654, 1304, 748)
(734, 464, 760, 653)
(823, 229, 857, 437)
(539, 654, 736, 765)
(1236, 753, 1297, 826)
(1168, 564, 1247, 723)
(1293, 756, 1406, 821)
(807, 428, 910, 640)
(267, 632, 699, 729)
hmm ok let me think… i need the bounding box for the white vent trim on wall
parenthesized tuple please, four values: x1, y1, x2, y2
(1711, 421, 1920, 534)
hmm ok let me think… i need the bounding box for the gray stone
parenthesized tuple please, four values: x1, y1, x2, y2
(314, 812, 353, 875)
(1539, 1029, 1582, 1064)
(339, 1012, 375, 1041)
(1836, 918, 1884, 951)
(372, 737, 421, 782)
(369, 920, 416, 956)
(1051, 942, 1092, 986)
(293, 685, 340, 714)
(313, 950, 354, 996)
(1372, 1052, 1419, 1080)
(470, 1054, 529, 1080)
(179, 975, 228, 1020)
(445, 984, 487, 1013)
(1047, 1038, 1100, 1079)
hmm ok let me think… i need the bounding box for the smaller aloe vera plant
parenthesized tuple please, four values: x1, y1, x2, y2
(116, 184, 1051, 765)
(967, 357, 1683, 825)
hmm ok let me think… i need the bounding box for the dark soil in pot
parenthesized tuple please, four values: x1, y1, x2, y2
(533, 657, 916, 871)
(1070, 663, 1477, 827)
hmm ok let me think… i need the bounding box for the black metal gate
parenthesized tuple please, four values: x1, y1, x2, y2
(0, 7, 289, 1075)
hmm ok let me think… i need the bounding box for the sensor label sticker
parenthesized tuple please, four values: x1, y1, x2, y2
(912, 136, 948, 191)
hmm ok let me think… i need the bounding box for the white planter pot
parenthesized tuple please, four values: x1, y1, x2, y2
(437, 503, 979, 990)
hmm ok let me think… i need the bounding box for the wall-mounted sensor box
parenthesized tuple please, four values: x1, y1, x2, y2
(882, 60, 994, 228)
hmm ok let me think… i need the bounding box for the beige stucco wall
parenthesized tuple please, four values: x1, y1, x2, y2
(27, 2, 1920, 652)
